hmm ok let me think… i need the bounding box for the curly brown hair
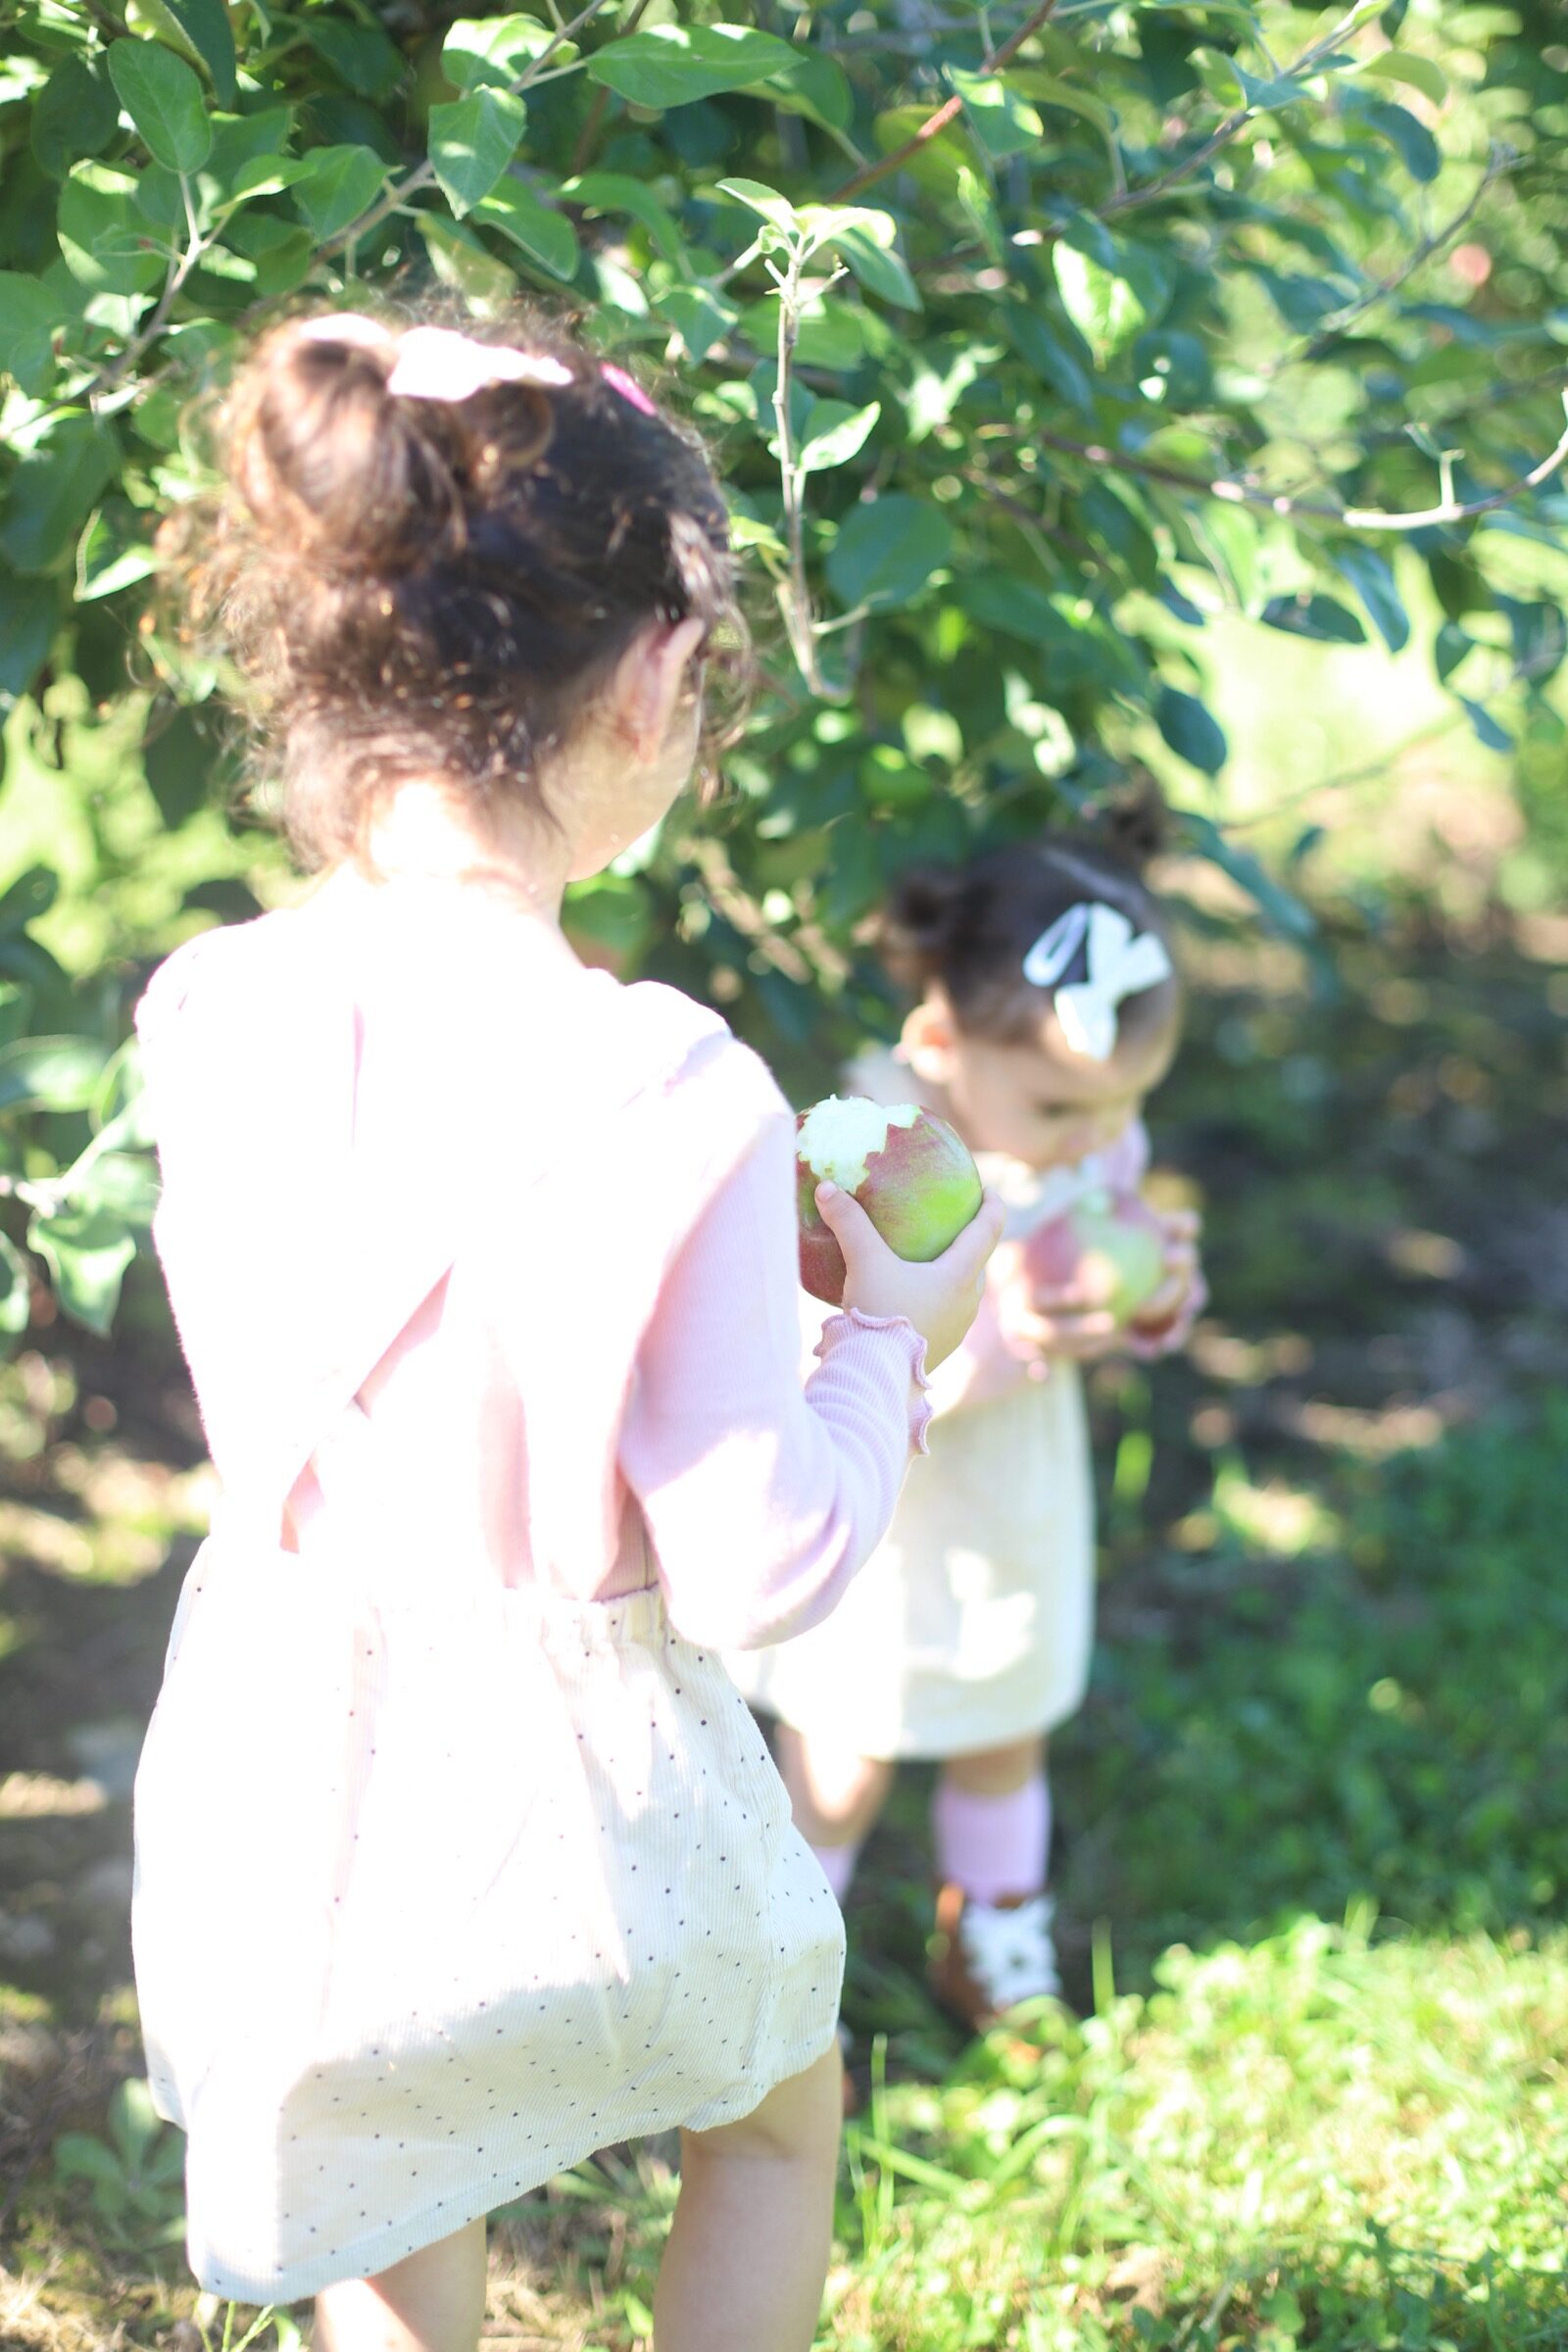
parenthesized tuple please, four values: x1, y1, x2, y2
(165, 307, 745, 870)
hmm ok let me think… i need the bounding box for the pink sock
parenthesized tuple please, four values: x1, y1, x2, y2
(931, 1773, 1052, 1905)
(810, 1840, 860, 1905)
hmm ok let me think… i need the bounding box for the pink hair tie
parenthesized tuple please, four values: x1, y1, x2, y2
(602, 362, 658, 417)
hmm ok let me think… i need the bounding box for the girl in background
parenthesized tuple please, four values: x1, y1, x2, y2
(131, 309, 1001, 2352)
(733, 829, 1204, 2033)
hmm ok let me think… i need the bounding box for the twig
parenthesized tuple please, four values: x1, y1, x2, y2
(89, 171, 211, 403)
(1263, 148, 1514, 377)
(320, 0, 613, 261)
(1027, 404, 1568, 533)
(1100, 3, 1389, 221)
(770, 244, 848, 699)
(568, 0, 652, 173)
(831, 0, 1060, 200)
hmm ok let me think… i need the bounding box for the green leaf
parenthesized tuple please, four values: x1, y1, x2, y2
(31, 57, 121, 179)
(826, 495, 954, 612)
(0, 869, 59, 938)
(561, 172, 685, 264)
(1182, 811, 1316, 939)
(418, 213, 515, 309)
(949, 68, 1043, 160)
(1359, 49, 1447, 106)
(474, 183, 578, 279)
(859, 743, 931, 809)
(126, 0, 237, 103)
(304, 18, 406, 100)
(1156, 684, 1229, 775)
(1013, 70, 1119, 141)
(1260, 592, 1366, 645)
(1434, 620, 1476, 683)
(1003, 303, 1095, 416)
(716, 177, 798, 234)
(109, 2078, 165, 2169)
(588, 24, 797, 110)
(443, 14, 562, 91)
(58, 162, 168, 295)
(26, 1206, 137, 1338)
(1333, 546, 1409, 653)
(0, 275, 63, 397)
(0, 416, 121, 577)
(1359, 96, 1441, 182)
(1053, 243, 1146, 360)
(0, 1035, 111, 1115)
(291, 145, 389, 243)
(766, 52, 854, 135)
(1496, 595, 1568, 687)
(107, 38, 213, 174)
(76, 509, 157, 602)
(0, 567, 58, 702)
(429, 89, 527, 218)
(658, 282, 741, 365)
(797, 401, 880, 473)
(1460, 697, 1514, 752)
(824, 220, 920, 312)
(0, 1234, 29, 1341)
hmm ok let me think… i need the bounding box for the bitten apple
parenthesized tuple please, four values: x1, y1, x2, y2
(796, 1095, 984, 1306)
(1023, 1188, 1168, 1324)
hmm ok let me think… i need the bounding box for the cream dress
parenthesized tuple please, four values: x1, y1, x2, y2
(731, 1054, 1148, 1761)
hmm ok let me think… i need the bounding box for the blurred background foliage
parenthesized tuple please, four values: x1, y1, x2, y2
(0, 0, 1566, 1335)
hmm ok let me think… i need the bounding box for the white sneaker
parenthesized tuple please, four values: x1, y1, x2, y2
(930, 1886, 1061, 2029)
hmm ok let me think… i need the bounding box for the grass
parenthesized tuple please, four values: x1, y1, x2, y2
(4, 908, 1567, 2348)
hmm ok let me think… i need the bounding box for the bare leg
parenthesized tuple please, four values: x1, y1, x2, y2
(772, 1721, 896, 1854)
(314, 2217, 487, 2352)
(941, 1732, 1047, 1797)
(654, 2043, 842, 2352)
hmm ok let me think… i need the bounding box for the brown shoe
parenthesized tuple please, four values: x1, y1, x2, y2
(929, 1884, 1062, 2034)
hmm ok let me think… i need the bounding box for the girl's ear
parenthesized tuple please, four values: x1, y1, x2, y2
(901, 992, 957, 1084)
(607, 616, 708, 761)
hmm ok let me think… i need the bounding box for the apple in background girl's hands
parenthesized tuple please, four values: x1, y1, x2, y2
(1001, 1199, 1205, 1365)
(1121, 1204, 1206, 1359)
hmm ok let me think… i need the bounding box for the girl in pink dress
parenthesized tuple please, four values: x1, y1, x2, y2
(130, 312, 1001, 2352)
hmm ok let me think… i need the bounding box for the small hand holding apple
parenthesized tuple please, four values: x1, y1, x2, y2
(1016, 1192, 1204, 1365)
(813, 1181, 1005, 1371)
(794, 1095, 1004, 1370)
(1121, 1205, 1207, 1359)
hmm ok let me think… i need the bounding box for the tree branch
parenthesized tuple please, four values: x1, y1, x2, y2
(1262, 148, 1514, 377)
(321, 0, 613, 261)
(1028, 407, 1568, 533)
(1099, 3, 1391, 222)
(831, 0, 1059, 201)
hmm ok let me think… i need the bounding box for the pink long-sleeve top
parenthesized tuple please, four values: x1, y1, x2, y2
(136, 873, 930, 1650)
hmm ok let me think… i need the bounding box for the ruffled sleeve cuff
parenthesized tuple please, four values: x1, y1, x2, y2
(813, 1308, 935, 1457)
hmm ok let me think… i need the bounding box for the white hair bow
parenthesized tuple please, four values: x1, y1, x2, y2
(296, 317, 572, 401)
(1021, 901, 1173, 1061)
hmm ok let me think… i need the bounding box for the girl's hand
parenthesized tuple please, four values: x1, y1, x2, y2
(1002, 1277, 1123, 1363)
(1124, 1207, 1206, 1360)
(813, 1183, 1006, 1372)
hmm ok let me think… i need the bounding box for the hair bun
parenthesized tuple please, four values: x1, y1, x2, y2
(885, 865, 971, 950)
(232, 321, 461, 574)
(1085, 769, 1169, 872)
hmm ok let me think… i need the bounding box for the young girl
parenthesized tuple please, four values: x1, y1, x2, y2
(731, 833, 1204, 2032)
(128, 310, 1002, 2352)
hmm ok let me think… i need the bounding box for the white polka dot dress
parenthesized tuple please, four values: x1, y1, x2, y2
(136, 1558, 843, 2305)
